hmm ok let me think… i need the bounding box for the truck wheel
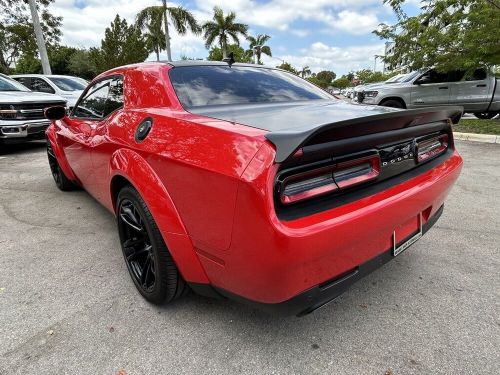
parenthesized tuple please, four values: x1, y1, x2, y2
(47, 143, 78, 191)
(117, 185, 189, 305)
(380, 99, 405, 109)
(473, 112, 499, 120)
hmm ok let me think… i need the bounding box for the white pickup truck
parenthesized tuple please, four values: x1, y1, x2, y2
(354, 68, 500, 120)
(0, 74, 66, 144)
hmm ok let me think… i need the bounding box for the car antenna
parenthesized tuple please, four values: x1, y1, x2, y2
(222, 52, 235, 67)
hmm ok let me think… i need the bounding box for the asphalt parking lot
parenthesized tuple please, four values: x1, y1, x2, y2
(0, 140, 499, 375)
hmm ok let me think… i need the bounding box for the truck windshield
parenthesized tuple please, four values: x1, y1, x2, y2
(0, 76, 31, 92)
(48, 77, 87, 91)
(169, 66, 332, 108)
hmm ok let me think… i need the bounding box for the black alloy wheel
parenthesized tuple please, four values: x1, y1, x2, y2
(46, 142, 77, 191)
(119, 198, 156, 292)
(117, 186, 188, 304)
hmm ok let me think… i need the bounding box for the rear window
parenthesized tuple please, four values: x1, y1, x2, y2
(169, 66, 332, 108)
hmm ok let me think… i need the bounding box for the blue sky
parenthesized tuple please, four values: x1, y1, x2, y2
(51, 0, 421, 75)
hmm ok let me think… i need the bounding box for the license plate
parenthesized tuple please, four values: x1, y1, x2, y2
(392, 213, 423, 256)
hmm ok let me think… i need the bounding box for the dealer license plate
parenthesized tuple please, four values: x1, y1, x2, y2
(392, 213, 423, 257)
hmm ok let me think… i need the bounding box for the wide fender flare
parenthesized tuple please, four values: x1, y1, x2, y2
(109, 148, 210, 284)
(46, 126, 79, 183)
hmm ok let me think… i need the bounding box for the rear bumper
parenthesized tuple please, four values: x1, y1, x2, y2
(212, 205, 443, 316)
(195, 150, 462, 307)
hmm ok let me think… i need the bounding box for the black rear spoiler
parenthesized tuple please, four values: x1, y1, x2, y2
(266, 106, 463, 163)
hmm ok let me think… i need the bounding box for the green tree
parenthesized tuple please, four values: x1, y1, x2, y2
(246, 34, 272, 64)
(331, 76, 351, 89)
(207, 44, 252, 63)
(375, 0, 500, 72)
(92, 15, 149, 72)
(68, 49, 98, 80)
(276, 61, 298, 75)
(202, 6, 248, 59)
(0, 0, 62, 72)
(315, 70, 337, 87)
(136, 4, 200, 61)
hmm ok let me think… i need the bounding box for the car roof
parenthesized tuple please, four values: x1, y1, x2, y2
(162, 60, 275, 69)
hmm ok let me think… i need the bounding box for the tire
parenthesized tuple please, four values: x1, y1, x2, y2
(46, 143, 78, 191)
(473, 112, 499, 120)
(380, 99, 405, 109)
(116, 185, 188, 305)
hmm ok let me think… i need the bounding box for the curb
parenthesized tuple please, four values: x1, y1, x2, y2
(453, 132, 500, 144)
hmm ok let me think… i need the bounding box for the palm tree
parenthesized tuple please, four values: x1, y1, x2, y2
(144, 21, 166, 61)
(202, 7, 248, 59)
(299, 66, 311, 78)
(136, 3, 201, 62)
(246, 34, 272, 64)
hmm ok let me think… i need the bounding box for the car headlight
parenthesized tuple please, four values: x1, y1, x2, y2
(364, 91, 378, 98)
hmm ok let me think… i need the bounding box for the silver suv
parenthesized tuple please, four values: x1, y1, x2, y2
(0, 74, 66, 144)
(354, 69, 500, 120)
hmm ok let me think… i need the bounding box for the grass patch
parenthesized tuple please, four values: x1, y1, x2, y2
(453, 118, 500, 135)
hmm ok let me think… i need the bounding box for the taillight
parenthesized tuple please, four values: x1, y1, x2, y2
(279, 154, 380, 205)
(416, 134, 448, 163)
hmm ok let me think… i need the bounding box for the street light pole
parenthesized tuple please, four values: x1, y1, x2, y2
(28, 0, 51, 74)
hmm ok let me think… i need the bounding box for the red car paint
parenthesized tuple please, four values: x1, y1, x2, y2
(46, 62, 462, 311)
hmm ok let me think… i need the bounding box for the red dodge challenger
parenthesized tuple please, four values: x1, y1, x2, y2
(45, 61, 463, 316)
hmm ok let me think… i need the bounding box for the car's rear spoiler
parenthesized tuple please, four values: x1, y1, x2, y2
(266, 106, 463, 163)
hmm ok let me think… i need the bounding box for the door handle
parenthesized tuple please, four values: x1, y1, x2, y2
(438, 87, 448, 90)
(476, 84, 487, 87)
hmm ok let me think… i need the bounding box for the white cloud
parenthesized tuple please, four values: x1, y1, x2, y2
(262, 41, 385, 75)
(194, 0, 384, 33)
(47, 0, 387, 72)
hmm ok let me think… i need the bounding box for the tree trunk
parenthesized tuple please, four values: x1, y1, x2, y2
(28, 0, 52, 74)
(155, 48, 160, 62)
(162, 0, 172, 61)
(221, 35, 227, 59)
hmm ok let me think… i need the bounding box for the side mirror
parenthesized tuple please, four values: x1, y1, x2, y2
(44, 106, 66, 121)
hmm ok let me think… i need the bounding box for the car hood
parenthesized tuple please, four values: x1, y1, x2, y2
(0, 91, 66, 104)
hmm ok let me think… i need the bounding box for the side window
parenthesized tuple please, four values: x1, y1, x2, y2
(448, 70, 466, 82)
(73, 79, 111, 119)
(417, 70, 448, 84)
(31, 78, 55, 94)
(103, 77, 124, 117)
(465, 68, 487, 81)
(14, 77, 32, 89)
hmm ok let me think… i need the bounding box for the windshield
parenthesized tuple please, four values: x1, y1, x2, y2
(169, 66, 332, 108)
(48, 77, 86, 91)
(385, 74, 404, 83)
(0, 76, 31, 92)
(385, 72, 420, 84)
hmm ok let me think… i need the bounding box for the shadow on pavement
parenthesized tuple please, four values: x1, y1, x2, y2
(0, 140, 46, 156)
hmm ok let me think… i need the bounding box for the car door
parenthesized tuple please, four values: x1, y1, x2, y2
(57, 78, 113, 190)
(448, 68, 492, 112)
(410, 70, 450, 107)
(89, 76, 125, 204)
